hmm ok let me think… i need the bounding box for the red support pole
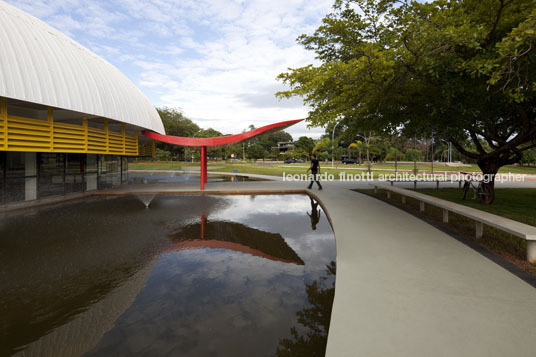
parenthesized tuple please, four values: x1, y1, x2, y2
(204, 147, 208, 183)
(200, 146, 206, 191)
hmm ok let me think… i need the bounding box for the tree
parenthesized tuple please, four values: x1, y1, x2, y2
(520, 150, 536, 166)
(312, 137, 330, 155)
(278, 0, 536, 203)
(294, 136, 316, 155)
(281, 148, 309, 160)
(348, 132, 376, 171)
(155, 148, 171, 161)
(404, 148, 424, 162)
(385, 147, 404, 161)
(156, 108, 200, 160)
(347, 141, 362, 162)
(247, 144, 267, 161)
(258, 131, 294, 152)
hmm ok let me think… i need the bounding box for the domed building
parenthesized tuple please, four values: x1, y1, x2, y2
(0, 1, 164, 204)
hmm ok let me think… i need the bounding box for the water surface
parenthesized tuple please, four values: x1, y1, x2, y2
(127, 172, 264, 185)
(0, 194, 335, 356)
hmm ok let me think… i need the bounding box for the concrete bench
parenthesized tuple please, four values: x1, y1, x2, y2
(386, 179, 464, 189)
(370, 182, 536, 264)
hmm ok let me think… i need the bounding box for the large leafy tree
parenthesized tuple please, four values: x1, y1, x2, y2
(278, 0, 536, 200)
(295, 136, 316, 154)
(258, 131, 294, 151)
(157, 108, 200, 160)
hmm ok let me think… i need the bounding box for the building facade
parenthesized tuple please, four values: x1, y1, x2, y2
(0, 2, 163, 205)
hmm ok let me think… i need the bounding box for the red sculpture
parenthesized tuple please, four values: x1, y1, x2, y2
(142, 119, 303, 190)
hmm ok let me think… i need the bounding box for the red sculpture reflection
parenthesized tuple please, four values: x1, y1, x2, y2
(168, 214, 304, 265)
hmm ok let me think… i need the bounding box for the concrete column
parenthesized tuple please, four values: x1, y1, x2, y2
(25, 152, 37, 201)
(527, 241, 536, 264)
(442, 209, 449, 224)
(476, 221, 483, 239)
(419, 201, 425, 212)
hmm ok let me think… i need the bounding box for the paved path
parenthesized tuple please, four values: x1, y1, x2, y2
(91, 173, 536, 356)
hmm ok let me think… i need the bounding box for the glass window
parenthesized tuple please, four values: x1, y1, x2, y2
(6, 152, 25, 178)
(86, 154, 98, 191)
(4, 178, 25, 203)
(38, 153, 65, 198)
(4, 152, 35, 203)
(65, 154, 84, 194)
(98, 155, 121, 189)
(0, 152, 5, 204)
(121, 157, 128, 183)
(86, 154, 97, 174)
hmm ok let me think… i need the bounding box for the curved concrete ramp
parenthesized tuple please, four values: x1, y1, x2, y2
(314, 187, 536, 357)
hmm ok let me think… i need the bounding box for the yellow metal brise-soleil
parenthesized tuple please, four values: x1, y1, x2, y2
(0, 97, 151, 156)
(138, 140, 156, 157)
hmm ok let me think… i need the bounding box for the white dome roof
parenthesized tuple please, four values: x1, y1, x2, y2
(0, 1, 165, 134)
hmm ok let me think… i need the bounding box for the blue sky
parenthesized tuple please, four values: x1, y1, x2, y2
(7, 0, 337, 138)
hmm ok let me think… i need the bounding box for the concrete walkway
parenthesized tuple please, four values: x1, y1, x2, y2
(61, 173, 536, 355)
(314, 184, 536, 357)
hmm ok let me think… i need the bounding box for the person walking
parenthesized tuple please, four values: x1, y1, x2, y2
(306, 154, 322, 190)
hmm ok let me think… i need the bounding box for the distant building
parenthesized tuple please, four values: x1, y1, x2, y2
(0, 2, 163, 205)
(273, 141, 294, 154)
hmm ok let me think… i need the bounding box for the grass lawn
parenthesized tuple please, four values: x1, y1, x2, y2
(130, 160, 536, 175)
(370, 163, 536, 174)
(129, 161, 393, 179)
(355, 187, 536, 275)
(415, 188, 536, 226)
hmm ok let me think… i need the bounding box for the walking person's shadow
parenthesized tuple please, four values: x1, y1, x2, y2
(307, 197, 321, 230)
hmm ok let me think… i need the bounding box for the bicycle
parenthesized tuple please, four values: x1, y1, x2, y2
(461, 172, 494, 204)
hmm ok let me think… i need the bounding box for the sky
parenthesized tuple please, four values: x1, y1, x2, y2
(7, 0, 336, 139)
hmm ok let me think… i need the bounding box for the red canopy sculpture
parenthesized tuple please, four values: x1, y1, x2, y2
(142, 118, 303, 190)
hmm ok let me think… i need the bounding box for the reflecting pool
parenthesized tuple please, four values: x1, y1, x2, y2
(0, 194, 335, 356)
(127, 171, 265, 185)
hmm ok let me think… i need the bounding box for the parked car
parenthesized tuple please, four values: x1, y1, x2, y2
(284, 158, 305, 164)
(341, 158, 358, 164)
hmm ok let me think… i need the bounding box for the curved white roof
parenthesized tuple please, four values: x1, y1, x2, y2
(0, 1, 165, 134)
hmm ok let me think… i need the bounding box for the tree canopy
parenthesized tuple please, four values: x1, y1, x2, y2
(294, 136, 316, 154)
(157, 107, 200, 137)
(278, 0, 536, 185)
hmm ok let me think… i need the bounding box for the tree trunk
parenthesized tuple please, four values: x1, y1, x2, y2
(366, 147, 371, 173)
(476, 159, 500, 204)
